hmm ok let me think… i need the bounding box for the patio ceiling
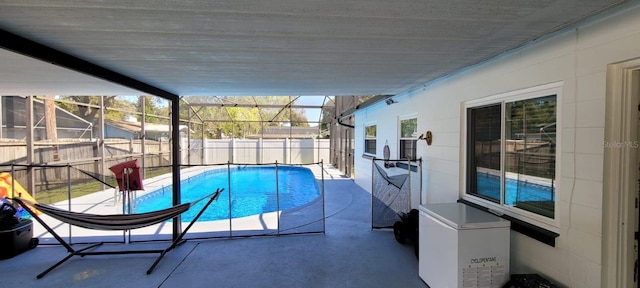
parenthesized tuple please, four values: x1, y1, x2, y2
(0, 0, 631, 97)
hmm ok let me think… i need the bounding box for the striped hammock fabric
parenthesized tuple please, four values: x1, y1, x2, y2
(12, 189, 220, 231)
(30, 202, 190, 230)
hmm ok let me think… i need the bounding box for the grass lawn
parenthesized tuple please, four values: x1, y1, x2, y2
(35, 167, 172, 204)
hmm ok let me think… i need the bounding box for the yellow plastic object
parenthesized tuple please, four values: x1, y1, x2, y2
(0, 172, 39, 214)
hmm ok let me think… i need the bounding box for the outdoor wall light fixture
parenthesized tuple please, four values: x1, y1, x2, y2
(418, 131, 433, 145)
(385, 98, 397, 105)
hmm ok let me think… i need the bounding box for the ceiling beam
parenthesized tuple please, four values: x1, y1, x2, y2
(0, 29, 179, 101)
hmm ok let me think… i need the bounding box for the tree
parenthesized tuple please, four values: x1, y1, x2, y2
(137, 95, 168, 123)
(180, 96, 311, 139)
(55, 96, 133, 123)
(179, 96, 236, 139)
(289, 108, 310, 127)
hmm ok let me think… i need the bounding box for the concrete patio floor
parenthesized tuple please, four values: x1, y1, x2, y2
(0, 166, 427, 288)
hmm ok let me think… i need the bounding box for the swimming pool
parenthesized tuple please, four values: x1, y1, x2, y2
(474, 172, 554, 205)
(133, 166, 321, 222)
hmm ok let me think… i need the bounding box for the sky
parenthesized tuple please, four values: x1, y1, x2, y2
(294, 95, 331, 125)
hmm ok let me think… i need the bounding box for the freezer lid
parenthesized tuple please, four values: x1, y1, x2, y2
(419, 203, 510, 229)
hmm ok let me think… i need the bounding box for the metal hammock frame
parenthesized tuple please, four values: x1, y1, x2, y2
(12, 188, 222, 279)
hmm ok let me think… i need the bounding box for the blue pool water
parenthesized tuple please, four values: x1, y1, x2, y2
(134, 166, 321, 222)
(475, 173, 554, 205)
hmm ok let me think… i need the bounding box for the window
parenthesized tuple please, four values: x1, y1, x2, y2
(399, 118, 417, 160)
(364, 124, 376, 155)
(466, 95, 557, 219)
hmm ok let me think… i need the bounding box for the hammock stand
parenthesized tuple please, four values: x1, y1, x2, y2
(12, 187, 223, 279)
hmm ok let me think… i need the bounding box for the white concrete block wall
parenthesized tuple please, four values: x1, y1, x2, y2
(354, 3, 640, 287)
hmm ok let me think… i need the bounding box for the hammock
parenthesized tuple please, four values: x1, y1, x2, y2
(27, 200, 191, 231)
(11, 188, 223, 279)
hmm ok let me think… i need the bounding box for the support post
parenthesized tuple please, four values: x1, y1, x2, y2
(98, 96, 106, 192)
(141, 96, 146, 178)
(25, 96, 35, 197)
(170, 98, 182, 241)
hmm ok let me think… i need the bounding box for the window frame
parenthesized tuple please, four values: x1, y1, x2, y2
(398, 115, 418, 161)
(364, 123, 377, 156)
(462, 83, 562, 231)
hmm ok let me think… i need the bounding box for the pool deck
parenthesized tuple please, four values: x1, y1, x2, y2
(0, 165, 427, 288)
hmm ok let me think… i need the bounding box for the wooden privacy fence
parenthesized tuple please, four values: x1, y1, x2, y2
(0, 139, 171, 194)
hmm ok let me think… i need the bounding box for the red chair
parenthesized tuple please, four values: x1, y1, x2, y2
(109, 159, 144, 191)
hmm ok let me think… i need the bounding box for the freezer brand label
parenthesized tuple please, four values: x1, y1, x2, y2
(470, 257, 497, 264)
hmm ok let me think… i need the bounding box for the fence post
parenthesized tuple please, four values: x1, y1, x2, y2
(200, 126, 205, 165)
(231, 138, 235, 164)
(227, 161, 232, 238)
(284, 138, 289, 164)
(158, 138, 162, 167)
(187, 108, 192, 166)
(67, 164, 73, 244)
(407, 158, 411, 210)
(321, 160, 325, 234)
(275, 161, 280, 235)
(258, 137, 263, 164)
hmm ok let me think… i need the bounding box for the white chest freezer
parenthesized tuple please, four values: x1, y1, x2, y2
(419, 203, 510, 288)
